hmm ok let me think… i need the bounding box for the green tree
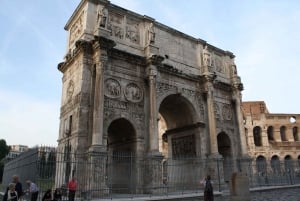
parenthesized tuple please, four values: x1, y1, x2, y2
(0, 139, 10, 160)
(0, 139, 10, 182)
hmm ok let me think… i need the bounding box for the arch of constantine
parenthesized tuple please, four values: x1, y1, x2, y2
(56, 0, 249, 195)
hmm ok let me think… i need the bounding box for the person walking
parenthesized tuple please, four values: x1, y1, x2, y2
(67, 177, 77, 201)
(202, 175, 214, 201)
(26, 180, 39, 201)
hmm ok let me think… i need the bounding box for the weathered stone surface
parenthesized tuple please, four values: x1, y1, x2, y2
(56, 0, 249, 195)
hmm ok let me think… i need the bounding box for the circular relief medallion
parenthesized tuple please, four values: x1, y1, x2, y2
(104, 78, 121, 98)
(124, 83, 143, 102)
(222, 104, 233, 121)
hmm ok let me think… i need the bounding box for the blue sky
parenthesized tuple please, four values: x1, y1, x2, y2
(1, 0, 300, 147)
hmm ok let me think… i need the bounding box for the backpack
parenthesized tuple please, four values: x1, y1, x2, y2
(204, 180, 213, 194)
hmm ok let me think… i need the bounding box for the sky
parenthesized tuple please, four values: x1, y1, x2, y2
(1, 0, 300, 147)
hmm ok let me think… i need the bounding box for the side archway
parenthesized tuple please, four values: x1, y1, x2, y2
(217, 132, 232, 182)
(107, 118, 137, 193)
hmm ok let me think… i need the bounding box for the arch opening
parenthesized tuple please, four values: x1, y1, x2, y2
(107, 118, 137, 193)
(217, 132, 232, 182)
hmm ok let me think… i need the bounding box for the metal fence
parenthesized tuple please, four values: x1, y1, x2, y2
(2, 148, 300, 200)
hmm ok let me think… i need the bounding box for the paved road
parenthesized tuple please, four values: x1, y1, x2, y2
(250, 188, 300, 201)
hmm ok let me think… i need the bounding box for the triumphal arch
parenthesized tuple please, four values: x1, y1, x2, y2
(56, 0, 249, 195)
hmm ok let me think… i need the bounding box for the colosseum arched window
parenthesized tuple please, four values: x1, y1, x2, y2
(253, 126, 262, 146)
(271, 155, 281, 173)
(293, 127, 299, 141)
(284, 155, 293, 172)
(256, 155, 267, 174)
(267, 126, 274, 141)
(280, 126, 287, 141)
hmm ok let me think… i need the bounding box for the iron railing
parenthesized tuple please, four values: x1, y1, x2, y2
(2, 148, 300, 200)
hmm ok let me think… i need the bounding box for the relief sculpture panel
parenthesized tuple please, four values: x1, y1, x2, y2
(107, 12, 124, 39)
(104, 78, 121, 98)
(69, 11, 84, 46)
(222, 104, 233, 121)
(124, 83, 143, 103)
(172, 135, 196, 158)
(125, 18, 140, 44)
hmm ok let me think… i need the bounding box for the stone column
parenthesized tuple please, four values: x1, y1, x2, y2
(90, 37, 115, 151)
(91, 52, 106, 148)
(204, 76, 218, 155)
(147, 65, 159, 153)
(231, 69, 248, 157)
(146, 55, 164, 153)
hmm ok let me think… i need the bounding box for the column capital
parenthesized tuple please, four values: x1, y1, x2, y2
(146, 65, 158, 78)
(147, 54, 164, 66)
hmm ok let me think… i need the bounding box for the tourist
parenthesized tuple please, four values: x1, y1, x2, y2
(12, 175, 23, 199)
(26, 180, 39, 201)
(67, 177, 77, 201)
(7, 183, 18, 201)
(202, 175, 214, 201)
(53, 188, 62, 201)
(41, 189, 52, 201)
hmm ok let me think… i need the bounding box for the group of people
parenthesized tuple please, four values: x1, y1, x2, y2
(2, 175, 77, 201)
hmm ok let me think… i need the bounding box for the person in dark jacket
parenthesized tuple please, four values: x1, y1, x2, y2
(41, 189, 52, 201)
(53, 188, 62, 201)
(12, 175, 23, 199)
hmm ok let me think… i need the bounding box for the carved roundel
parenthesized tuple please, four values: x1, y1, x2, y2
(124, 83, 143, 102)
(222, 104, 233, 120)
(104, 78, 121, 98)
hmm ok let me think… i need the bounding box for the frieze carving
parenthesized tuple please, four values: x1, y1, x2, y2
(132, 113, 145, 127)
(61, 92, 82, 116)
(156, 82, 177, 97)
(126, 18, 140, 44)
(104, 99, 128, 110)
(214, 56, 223, 73)
(222, 104, 233, 121)
(67, 80, 74, 101)
(104, 78, 121, 98)
(124, 83, 143, 103)
(70, 11, 84, 45)
(107, 13, 124, 39)
(171, 135, 196, 158)
(104, 109, 114, 123)
(214, 102, 221, 120)
(182, 88, 196, 98)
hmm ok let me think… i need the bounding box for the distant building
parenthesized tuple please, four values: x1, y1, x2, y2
(5, 145, 29, 161)
(242, 101, 300, 173)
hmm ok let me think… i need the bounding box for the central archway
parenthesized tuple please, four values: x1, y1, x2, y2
(158, 94, 201, 190)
